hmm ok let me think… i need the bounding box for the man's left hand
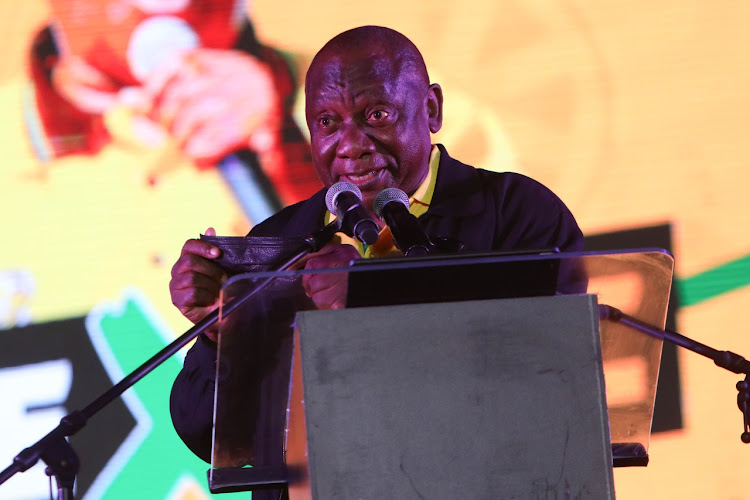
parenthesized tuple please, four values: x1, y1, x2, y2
(296, 242, 361, 310)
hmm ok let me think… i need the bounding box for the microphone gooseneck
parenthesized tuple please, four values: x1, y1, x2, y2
(325, 182, 380, 245)
(373, 188, 432, 256)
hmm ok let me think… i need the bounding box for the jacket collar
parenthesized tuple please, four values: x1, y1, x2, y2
(284, 188, 329, 237)
(424, 144, 486, 217)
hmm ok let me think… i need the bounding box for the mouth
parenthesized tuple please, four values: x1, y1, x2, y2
(345, 170, 379, 183)
(339, 169, 385, 187)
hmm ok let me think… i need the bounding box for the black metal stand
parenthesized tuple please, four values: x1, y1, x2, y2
(599, 304, 750, 443)
(0, 221, 340, 499)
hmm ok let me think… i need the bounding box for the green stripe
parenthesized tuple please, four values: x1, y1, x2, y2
(678, 253, 750, 307)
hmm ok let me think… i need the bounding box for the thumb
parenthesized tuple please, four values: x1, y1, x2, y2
(205, 227, 216, 236)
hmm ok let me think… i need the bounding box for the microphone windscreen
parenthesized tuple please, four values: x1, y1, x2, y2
(373, 187, 410, 220)
(325, 182, 363, 213)
(127, 15, 200, 80)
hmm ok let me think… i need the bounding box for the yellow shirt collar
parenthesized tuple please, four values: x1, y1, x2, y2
(408, 144, 440, 218)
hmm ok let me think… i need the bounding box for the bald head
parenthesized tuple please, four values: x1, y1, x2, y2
(303, 25, 443, 210)
(306, 26, 430, 94)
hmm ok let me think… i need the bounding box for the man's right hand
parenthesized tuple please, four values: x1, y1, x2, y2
(169, 227, 227, 341)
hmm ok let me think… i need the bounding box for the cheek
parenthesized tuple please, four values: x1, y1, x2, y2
(391, 124, 426, 158)
(311, 138, 336, 184)
(393, 132, 432, 189)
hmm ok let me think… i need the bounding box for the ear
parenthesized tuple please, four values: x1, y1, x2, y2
(426, 83, 443, 134)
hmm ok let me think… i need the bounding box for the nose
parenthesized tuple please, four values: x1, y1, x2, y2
(336, 121, 375, 159)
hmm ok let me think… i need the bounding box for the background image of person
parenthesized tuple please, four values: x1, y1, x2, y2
(26, 0, 321, 219)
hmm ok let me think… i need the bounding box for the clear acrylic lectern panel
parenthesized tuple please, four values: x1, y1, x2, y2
(208, 249, 673, 493)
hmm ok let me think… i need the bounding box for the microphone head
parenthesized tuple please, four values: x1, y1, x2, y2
(325, 181, 362, 212)
(373, 188, 410, 220)
(127, 15, 200, 81)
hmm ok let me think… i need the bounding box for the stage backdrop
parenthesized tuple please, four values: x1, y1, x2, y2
(2, 1, 749, 499)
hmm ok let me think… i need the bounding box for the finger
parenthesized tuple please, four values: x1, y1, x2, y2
(304, 254, 356, 272)
(205, 227, 216, 236)
(170, 270, 224, 297)
(288, 253, 313, 271)
(305, 243, 358, 266)
(171, 251, 225, 280)
(68, 87, 119, 114)
(66, 57, 119, 91)
(323, 242, 361, 259)
(311, 242, 343, 257)
(188, 49, 269, 80)
(170, 285, 221, 310)
(172, 98, 242, 154)
(179, 238, 221, 259)
(156, 75, 214, 129)
(309, 280, 348, 310)
(138, 53, 185, 103)
(305, 271, 346, 293)
(301, 271, 314, 296)
(290, 241, 351, 271)
(53, 57, 119, 114)
(118, 86, 152, 114)
(169, 269, 224, 318)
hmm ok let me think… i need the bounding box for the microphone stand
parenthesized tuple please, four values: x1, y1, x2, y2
(598, 304, 750, 443)
(0, 221, 341, 499)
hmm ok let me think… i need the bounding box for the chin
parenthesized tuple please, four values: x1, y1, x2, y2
(360, 191, 377, 211)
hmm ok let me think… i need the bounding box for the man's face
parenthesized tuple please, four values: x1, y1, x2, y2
(305, 47, 442, 209)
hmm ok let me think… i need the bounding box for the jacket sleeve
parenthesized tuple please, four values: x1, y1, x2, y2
(169, 334, 218, 463)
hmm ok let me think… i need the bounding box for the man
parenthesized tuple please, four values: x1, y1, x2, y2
(169, 25, 583, 496)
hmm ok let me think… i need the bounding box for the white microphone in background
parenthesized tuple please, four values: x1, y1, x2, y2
(126, 16, 199, 81)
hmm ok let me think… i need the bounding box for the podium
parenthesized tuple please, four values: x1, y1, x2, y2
(207, 249, 673, 498)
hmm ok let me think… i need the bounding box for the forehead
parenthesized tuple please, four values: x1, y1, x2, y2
(306, 52, 417, 108)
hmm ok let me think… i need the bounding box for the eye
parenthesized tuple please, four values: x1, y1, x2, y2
(316, 114, 340, 133)
(367, 109, 390, 122)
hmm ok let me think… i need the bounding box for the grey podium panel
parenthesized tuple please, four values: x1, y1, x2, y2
(295, 294, 613, 500)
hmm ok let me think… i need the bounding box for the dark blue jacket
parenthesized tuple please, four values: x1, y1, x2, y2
(170, 145, 583, 498)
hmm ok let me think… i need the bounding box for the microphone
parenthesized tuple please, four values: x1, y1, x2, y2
(126, 16, 200, 81)
(126, 16, 283, 225)
(325, 182, 380, 245)
(373, 188, 432, 256)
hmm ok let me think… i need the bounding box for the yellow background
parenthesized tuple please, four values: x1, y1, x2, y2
(2, 1, 750, 498)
